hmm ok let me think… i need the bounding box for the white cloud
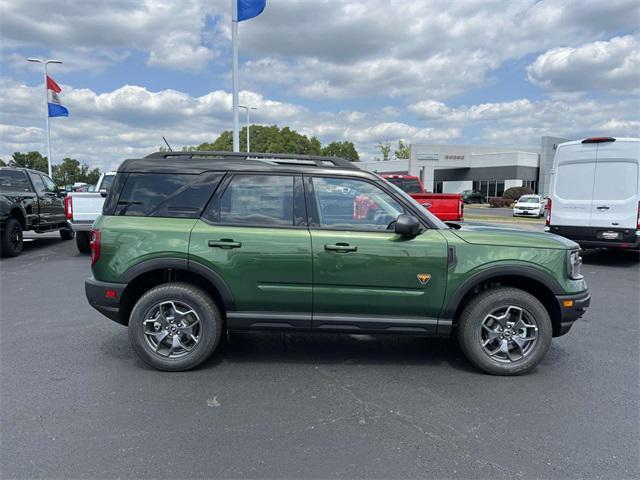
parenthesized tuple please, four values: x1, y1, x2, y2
(0, 0, 216, 71)
(0, 79, 460, 168)
(409, 99, 535, 122)
(527, 35, 640, 94)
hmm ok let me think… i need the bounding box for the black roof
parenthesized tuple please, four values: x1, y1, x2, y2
(118, 151, 364, 176)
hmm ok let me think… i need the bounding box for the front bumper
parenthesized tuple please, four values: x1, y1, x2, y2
(513, 209, 542, 216)
(85, 277, 127, 325)
(554, 290, 591, 336)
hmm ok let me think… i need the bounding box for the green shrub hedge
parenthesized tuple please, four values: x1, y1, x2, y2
(502, 186, 534, 200)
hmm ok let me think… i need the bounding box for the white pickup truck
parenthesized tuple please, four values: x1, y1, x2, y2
(66, 172, 116, 253)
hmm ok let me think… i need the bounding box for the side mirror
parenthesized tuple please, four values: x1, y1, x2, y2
(394, 214, 421, 236)
(99, 189, 108, 198)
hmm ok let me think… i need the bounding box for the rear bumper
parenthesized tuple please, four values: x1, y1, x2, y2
(85, 277, 126, 325)
(69, 220, 94, 232)
(547, 225, 640, 249)
(554, 290, 591, 336)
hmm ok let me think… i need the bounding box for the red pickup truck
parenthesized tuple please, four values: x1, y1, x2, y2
(382, 174, 463, 221)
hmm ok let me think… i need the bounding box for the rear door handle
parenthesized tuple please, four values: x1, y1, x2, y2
(324, 243, 357, 252)
(596, 206, 610, 210)
(208, 239, 242, 249)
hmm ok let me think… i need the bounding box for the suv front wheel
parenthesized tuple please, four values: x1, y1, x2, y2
(457, 287, 552, 375)
(128, 282, 223, 371)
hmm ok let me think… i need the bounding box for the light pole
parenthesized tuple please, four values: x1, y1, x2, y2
(238, 105, 257, 153)
(27, 57, 62, 178)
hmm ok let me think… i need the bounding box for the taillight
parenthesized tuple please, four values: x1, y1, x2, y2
(581, 137, 615, 144)
(64, 196, 73, 220)
(90, 229, 101, 266)
(546, 198, 552, 226)
(459, 198, 463, 219)
(637, 201, 640, 230)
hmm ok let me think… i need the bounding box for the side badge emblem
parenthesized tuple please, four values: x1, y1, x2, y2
(417, 273, 431, 285)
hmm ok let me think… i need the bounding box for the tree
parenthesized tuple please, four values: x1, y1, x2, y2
(394, 140, 410, 160)
(52, 157, 102, 186)
(377, 142, 391, 161)
(196, 125, 328, 156)
(0, 158, 6, 167)
(9, 152, 48, 173)
(321, 141, 360, 162)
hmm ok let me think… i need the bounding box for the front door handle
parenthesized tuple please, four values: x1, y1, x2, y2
(324, 243, 357, 252)
(208, 239, 242, 249)
(596, 205, 610, 210)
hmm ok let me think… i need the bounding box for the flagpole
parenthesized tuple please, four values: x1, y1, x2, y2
(43, 62, 52, 177)
(27, 57, 62, 178)
(231, 0, 240, 152)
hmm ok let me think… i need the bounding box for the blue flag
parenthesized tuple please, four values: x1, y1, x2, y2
(48, 102, 69, 117)
(238, 0, 266, 21)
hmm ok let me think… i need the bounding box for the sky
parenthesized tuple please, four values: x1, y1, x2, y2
(0, 0, 638, 171)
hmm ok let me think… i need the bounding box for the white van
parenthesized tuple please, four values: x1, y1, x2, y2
(545, 137, 640, 249)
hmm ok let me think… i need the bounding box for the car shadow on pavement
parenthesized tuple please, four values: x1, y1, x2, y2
(581, 248, 640, 267)
(203, 332, 477, 373)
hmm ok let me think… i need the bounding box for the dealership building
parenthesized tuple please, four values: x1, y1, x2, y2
(361, 136, 568, 198)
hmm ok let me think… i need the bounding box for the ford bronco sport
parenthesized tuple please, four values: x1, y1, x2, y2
(85, 151, 590, 375)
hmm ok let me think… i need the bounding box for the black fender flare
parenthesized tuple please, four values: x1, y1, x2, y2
(117, 257, 236, 312)
(441, 265, 564, 319)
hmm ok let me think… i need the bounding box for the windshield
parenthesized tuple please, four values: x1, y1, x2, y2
(518, 196, 540, 203)
(385, 177, 423, 194)
(381, 177, 448, 229)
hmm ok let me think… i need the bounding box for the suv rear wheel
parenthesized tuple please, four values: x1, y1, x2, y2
(128, 282, 223, 371)
(457, 287, 552, 375)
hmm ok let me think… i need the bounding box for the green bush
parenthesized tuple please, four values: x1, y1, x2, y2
(502, 186, 534, 200)
(488, 197, 514, 208)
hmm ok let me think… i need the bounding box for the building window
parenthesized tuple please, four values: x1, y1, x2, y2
(497, 181, 505, 197)
(433, 181, 443, 193)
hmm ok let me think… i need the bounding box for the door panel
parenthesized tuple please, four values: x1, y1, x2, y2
(310, 229, 448, 322)
(590, 141, 639, 229)
(306, 175, 449, 329)
(190, 173, 312, 329)
(40, 174, 66, 224)
(550, 143, 597, 226)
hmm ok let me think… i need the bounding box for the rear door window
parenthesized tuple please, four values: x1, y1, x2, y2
(0, 170, 31, 192)
(593, 161, 638, 201)
(114, 172, 222, 218)
(203, 174, 299, 227)
(555, 162, 596, 200)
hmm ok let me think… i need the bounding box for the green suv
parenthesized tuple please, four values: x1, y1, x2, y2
(85, 152, 590, 375)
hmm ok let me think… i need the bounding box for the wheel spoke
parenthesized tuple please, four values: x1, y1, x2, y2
(482, 323, 501, 341)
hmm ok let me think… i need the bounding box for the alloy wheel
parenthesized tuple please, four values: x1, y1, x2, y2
(480, 305, 538, 363)
(142, 300, 201, 358)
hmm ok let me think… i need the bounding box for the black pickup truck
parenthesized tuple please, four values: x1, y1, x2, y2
(0, 167, 74, 257)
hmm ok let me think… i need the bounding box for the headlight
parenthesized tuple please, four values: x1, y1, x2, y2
(567, 250, 583, 280)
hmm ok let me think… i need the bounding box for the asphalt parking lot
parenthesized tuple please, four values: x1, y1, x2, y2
(1, 229, 638, 479)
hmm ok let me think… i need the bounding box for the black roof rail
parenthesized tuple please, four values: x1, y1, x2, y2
(144, 150, 359, 170)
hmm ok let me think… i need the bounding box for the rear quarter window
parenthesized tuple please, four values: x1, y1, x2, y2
(112, 172, 223, 218)
(0, 171, 31, 192)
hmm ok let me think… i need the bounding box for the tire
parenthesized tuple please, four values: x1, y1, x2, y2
(457, 287, 552, 376)
(0, 218, 24, 258)
(76, 231, 91, 253)
(60, 227, 75, 240)
(128, 282, 223, 371)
